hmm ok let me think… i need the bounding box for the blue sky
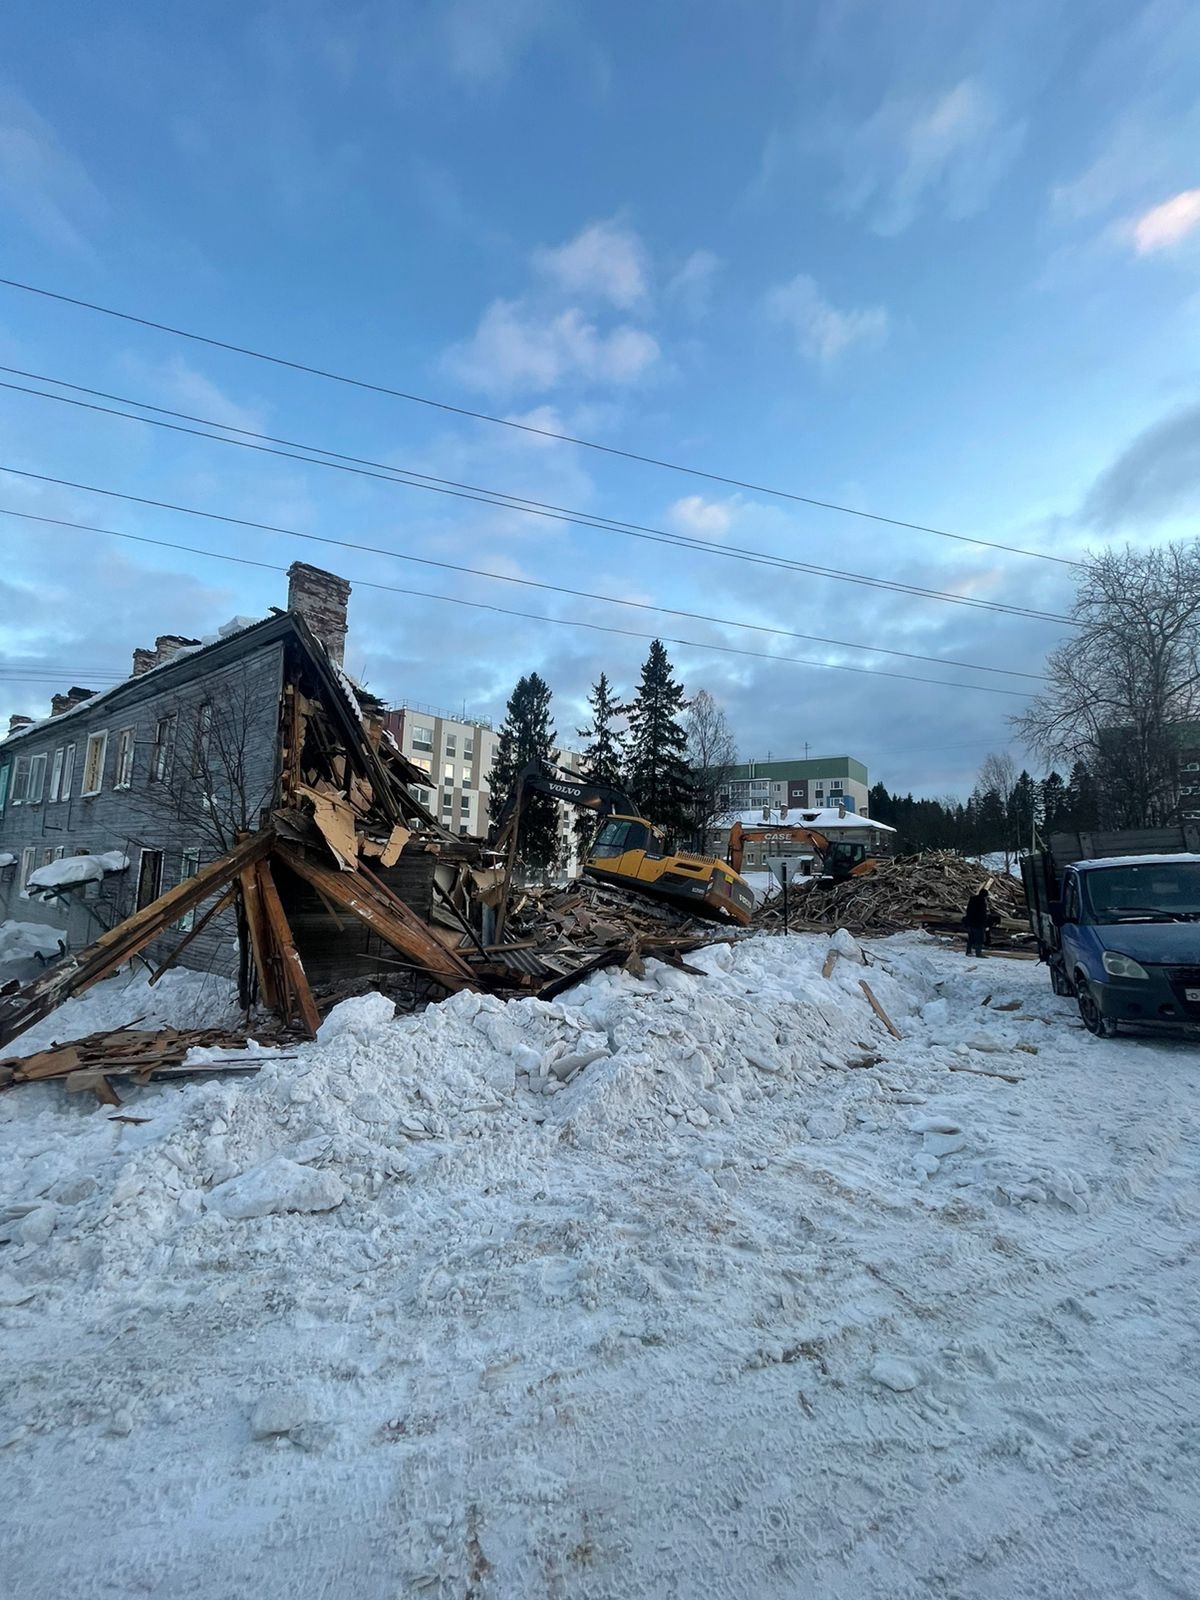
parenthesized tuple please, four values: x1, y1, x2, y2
(1, 0, 1198, 799)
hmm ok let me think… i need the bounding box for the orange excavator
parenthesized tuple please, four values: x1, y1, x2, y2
(726, 821, 881, 884)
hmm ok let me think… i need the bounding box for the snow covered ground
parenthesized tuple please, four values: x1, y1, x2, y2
(2, 931, 1199, 1598)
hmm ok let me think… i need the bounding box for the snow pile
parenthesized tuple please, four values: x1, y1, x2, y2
(0, 920, 66, 966)
(0, 852, 16, 869)
(4, 932, 1200, 1598)
(25, 850, 129, 899)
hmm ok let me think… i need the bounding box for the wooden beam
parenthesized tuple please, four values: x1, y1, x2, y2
(238, 864, 279, 1012)
(254, 859, 321, 1039)
(859, 978, 902, 1040)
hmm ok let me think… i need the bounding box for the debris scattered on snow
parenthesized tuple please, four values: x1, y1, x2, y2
(871, 1355, 921, 1392)
(204, 1156, 346, 1219)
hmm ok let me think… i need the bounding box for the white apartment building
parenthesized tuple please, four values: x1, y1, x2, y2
(383, 704, 585, 874)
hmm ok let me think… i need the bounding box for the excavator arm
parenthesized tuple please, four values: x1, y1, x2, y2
(488, 760, 637, 853)
(726, 822, 830, 875)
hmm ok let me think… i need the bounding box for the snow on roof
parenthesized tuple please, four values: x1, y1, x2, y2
(721, 807, 896, 834)
(1075, 853, 1200, 870)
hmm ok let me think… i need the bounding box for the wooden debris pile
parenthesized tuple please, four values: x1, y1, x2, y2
(0, 1024, 287, 1103)
(752, 851, 1030, 941)
(473, 877, 720, 997)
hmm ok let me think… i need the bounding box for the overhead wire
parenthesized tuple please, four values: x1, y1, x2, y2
(0, 465, 1048, 682)
(0, 274, 1079, 567)
(0, 505, 1035, 698)
(0, 370, 1074, 626)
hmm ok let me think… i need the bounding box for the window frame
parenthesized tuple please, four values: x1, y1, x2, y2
(27, 752, 47, 804)
(192, 702, 213, 776)
(49, 747, 65, 803)
(113, 725, 137, 790)
(444, 734, 457, 758)
(82, 730, 109, 796)
(11, 753, 31, 804)
(176, 847, 202, 930)
(18, 844, 37, 899)
(58, 742, 76, 802)
(0, 762, 8, 813)
(135, 847, 165, 911)
(411, 724, 434, 752)
(151, 714, 176, 784)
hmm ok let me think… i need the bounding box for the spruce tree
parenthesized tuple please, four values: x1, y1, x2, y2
(488, 672, 559, 868)
(573, 672, 626, 859)
(626, 640, 692, 840)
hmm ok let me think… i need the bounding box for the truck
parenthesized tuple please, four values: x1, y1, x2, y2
(1021, 826, 1200, 1036)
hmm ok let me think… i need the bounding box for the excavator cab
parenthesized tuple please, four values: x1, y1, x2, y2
(822, 840, 872, 881)
(585, 815, 753, 923)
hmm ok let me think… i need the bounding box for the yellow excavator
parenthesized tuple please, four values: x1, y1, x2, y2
(490, 762, 755, 926)
(726, 820, 881, 883)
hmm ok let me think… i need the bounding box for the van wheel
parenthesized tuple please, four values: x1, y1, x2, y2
(1076, 977, 1118, 1038)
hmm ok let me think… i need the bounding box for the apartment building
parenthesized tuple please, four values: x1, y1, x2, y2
(382, 706, 585, 873)
(382, 706, 497, 839)
(718, 756, 870, 818)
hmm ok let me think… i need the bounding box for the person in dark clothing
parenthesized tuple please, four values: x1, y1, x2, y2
(964, 887, 991, 957)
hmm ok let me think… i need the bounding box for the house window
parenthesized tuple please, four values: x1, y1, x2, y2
(82, 731, 108, 795)
(151, 715, 176, 783)
(444, 734, 457, 758)
(462, 773, 472, 790)
(443, 761, 455, 782)
(464, 735, 475, 758)
(193, 703, 213, 775)
(459, 824, 469, 836)
(49, 747, 64, 803)
(441, 791, 453, 812)
(18, 845, 37, 898)
(412, 724, 433, 752)
(26, 753, 47, 804)
(114, 726, 136, 789)
(0, 763, 8, 813)
(135, 848, 164, 911)
(11, 754, 31, 804)
(460, 794, 470, 812)
(58, 743, 75, 802)
(176, 848, 201, 930)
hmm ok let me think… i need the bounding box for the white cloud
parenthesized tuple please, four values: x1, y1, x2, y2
(445, 299, 659, 395)
(765, 274, 889, 367)
(0, 89, 104, 252)
(667, 495, 735, 537)
(534, 218, 649, 308)
(837, 78, 1025, 236)
(1132, 189, 1200, 254)
(666, 249, 721, 318)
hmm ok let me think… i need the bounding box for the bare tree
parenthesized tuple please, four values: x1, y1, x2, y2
(1013, 542, 1200, 828)
(685, 688, 738, 853)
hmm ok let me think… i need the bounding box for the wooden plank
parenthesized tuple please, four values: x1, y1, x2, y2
(255, 859, 321, 1039)
(238, 865, 279, 1011)
(148, 883, 239, 986)
(821, 947, 839, 979)
(295, 782, 358, 870)
(859, 978, 902, 1039)
(275, 843, 476, 991)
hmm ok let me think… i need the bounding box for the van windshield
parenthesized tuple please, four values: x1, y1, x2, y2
(1083, 862, 1200, 922)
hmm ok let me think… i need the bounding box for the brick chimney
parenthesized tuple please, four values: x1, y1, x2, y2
(7, 714, 33, 736)
(50, 686, 96, 717)
(154, 635, 200, 667)
(131, 646, 156, 677)
(287, 562, 351, 666)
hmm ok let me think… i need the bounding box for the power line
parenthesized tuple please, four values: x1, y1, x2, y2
(0, 505, 1035, 698)
(0, 372, 1074, 626)
(0, 274, 1078, 567)
(0, 464, 1048, 682)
